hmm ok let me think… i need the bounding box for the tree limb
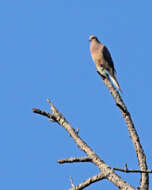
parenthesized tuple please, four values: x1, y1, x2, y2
(68, 173, 105, 190)
(32, 108, 51, 118)
(113, 168, 152, 174)
(97, 71, 149, 190)
(33, 99, 135, 190)
(58, 157, 92, 164)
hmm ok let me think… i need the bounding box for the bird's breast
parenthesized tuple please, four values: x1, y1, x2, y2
(91, 52, 105, 67)
(90, 44, 102, 59)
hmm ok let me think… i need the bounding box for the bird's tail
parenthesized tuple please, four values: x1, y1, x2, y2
(109, 74, 123, 93)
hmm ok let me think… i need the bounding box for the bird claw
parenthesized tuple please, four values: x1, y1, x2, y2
(96, 70, 108, 80)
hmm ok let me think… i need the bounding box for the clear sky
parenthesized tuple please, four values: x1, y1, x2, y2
(1, 0, 152, 189)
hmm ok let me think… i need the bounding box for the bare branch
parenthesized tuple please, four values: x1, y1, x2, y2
(58, 157, 92, 164)
(113, 168, 152, 174)
(32, 108, 51, 118)
(69, 173, 105, 190)
(97, 71, 149, 189)
(32, 108, 57, 122)
(33, 100, 135, 190)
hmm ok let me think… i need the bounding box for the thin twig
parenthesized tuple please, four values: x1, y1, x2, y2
(32, 108, 57, 122)
(69, 173, 105, 190)
(58, 157, 92, 164)
(70, 176, 75, 188)
(32, 108, 51, 118)
(113, 168, 152, 174)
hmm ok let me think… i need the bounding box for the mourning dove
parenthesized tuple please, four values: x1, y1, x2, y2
(89, 35, 122, 92)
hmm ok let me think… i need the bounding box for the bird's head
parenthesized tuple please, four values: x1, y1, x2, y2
(89, 35, 99, 42)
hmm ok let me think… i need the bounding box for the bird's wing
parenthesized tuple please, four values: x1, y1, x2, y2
(102, 46, 116, 73)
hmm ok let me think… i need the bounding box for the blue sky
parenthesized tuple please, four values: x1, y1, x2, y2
(1, 0, 152, 189)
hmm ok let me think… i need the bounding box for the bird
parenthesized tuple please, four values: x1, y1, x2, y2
(89, 35, 122, 92)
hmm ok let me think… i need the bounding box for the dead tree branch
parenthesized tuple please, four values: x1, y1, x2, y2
(33, 99, 135, 190)
(33, 72, 149, 189)
(68, 173, 105, 190)
(70, 176, 75, 188)
(113, 168, 152, 174)
(58, 157, 92, 164)
(97, 71, 149, 190)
